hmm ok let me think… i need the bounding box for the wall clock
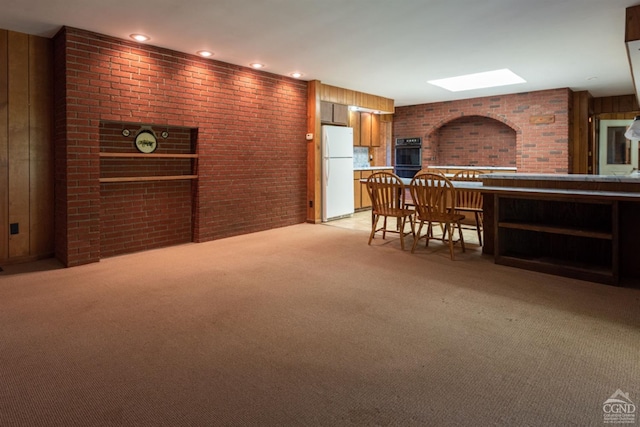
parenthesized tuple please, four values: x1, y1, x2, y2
(135, 130, 158, 153)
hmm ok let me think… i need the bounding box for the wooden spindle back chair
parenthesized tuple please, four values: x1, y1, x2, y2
(452, 170, 484, 245)
(409, 172, 466, 259)
(366, 172, 414, 250)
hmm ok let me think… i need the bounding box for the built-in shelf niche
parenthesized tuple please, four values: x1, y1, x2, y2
(99, 122, 198, 183)
(495, 195, 619, 285)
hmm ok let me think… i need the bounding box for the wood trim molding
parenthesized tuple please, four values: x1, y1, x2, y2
(626, 5, 640, 42)
(307, 80, 322, 223)
(625, 5, 640, 105)
(319, 83, 394, 113)
(99, 175, 198, 183)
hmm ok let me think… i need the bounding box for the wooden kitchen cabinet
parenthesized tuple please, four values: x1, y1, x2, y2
(353, 169, 387, 210)
(358, 112, 380, 146)
(354, 171, 362, 210)
(360, 113, 371, 146)
(360, 170, 373, 209)
(349, 111, 361, 146)
(361, 184, 372, 209)
(321, 101, 349, 126)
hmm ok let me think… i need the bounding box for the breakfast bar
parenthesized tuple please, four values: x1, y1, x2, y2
(480, 173, 640, 286)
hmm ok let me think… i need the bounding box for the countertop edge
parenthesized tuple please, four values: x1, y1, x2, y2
(354, 166, 394, 171)
(428, 166, 517, 171)
(482, 173, 640, 183)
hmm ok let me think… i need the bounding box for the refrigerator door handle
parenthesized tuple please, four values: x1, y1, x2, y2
(325, 155, 330, 182)
(324, 134, 330, 181)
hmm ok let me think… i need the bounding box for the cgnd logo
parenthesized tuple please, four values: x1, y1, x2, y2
(603, 389, 636, 424)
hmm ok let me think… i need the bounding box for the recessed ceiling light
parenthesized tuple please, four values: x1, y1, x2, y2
(290, 72, 303, 78)
(250, 63, 265, 69)
(197, 50, 214, 58)
(428, 68, 526, 92)
(130, 34, 150, 42)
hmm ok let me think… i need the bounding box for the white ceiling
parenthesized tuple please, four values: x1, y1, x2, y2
(1, 0, 639, 107)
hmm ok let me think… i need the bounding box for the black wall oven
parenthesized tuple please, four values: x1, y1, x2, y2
(394, 137, 422, 178)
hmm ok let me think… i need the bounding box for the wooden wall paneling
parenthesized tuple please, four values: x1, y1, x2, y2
(616, 95, 638, 112)
(7, 31, 30, 258)
(598, 97, 613, 114)
(327, 85, 339, 104)
(0, 30, 8, 261)
(29, 35, 54, 257)
(371, 112, 380, 146)
(365, 93, 373, 110)
(593, 95, 640, 114)
(340, 87, 352, 105)
(335, 85, 347, 104)
(352, 91, 362, 109)
(590, 114, 597, 175)
(598, 112, 637, 120)
(570, 91, 591, 174)
(319, 83, 394, 113)
(307, 80, 321, 223)
(319, 84, 326, 101)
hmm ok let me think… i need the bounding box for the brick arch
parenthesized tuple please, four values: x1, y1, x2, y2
(422, 114, 521, 168)
(427, 112, 523, 136)
(393, 88, 571, 174)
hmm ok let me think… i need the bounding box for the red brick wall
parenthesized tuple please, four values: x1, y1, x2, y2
(99, 122, 195, 257)
(53, 27, 308, 266)
(435, 116, 517, 167)
(100, 181, 194, 258)
(393, 89, 571, 173)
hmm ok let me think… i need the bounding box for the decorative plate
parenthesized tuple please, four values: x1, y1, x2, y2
(135, 130, 158, 153)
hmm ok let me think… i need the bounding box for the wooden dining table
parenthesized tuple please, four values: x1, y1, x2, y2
(359, 177, 483, 190)
(398, 177, 483, 189)
(359, 177, 483, 210)
(360, 176, 485, 237)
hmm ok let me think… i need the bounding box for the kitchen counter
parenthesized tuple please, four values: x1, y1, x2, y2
(428, 165, 517, 172)
(479, 173, 640, 286)
(354, 166, 394, 171)
(484, 172, 640, 182)
(481, 173, 640, 194)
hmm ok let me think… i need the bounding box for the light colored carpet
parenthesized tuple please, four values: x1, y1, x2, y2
(0, 222, 638, 426)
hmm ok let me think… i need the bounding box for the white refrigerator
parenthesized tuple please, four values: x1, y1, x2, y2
(322, 125, 354, 222)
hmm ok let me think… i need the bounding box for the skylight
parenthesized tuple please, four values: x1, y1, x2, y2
(428, 69, 526, 92)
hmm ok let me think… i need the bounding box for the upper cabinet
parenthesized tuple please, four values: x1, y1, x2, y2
(318, 83, 393, 147)
(320, 101, 349, 126)
(349, 111, 361, 146)
(351, 112, 380, 146)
